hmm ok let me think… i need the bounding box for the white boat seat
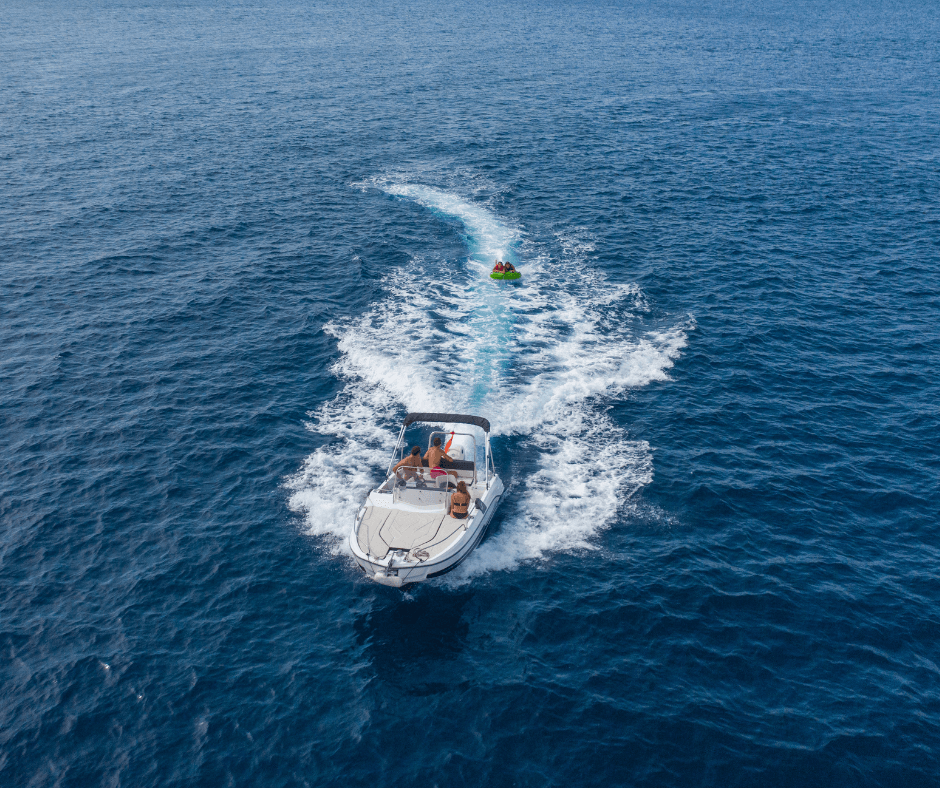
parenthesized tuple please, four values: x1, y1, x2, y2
(381, 510, 446, 551)
(357, 508, 392, 559)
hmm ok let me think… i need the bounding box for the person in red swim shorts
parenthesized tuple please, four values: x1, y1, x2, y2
(424, 436, 455, 479)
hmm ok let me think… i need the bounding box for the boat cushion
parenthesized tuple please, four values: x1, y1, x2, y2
(422, 458, 475, 472)
(381, 510, 446, 551)
(357, 509, 392, 559)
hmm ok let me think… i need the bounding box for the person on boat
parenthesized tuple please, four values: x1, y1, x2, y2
(393, 446, 423, 481)
(424, 437, 454, 479)
(449, 481, 471, 519)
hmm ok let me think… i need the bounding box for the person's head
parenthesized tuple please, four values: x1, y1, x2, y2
(433, 437, 442, 447)
(457, 481, 469, 495)
(410, 446, 420, 456)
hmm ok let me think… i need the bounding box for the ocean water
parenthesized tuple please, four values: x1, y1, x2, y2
(2, 1, 939, 785)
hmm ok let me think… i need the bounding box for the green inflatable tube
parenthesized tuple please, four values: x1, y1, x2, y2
(490, 271, 521, 280)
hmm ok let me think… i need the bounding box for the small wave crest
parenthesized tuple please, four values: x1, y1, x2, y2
(286, 180, 689, 578)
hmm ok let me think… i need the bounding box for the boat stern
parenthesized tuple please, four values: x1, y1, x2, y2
(371, 569, 404, 588)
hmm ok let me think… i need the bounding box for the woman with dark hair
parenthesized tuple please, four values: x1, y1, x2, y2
(449, 481, 471, 519)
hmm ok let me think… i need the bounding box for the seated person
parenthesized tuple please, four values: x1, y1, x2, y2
(393, 446, 423, 481)
(449, 481, 472, 519)
(424, 437, 455, 479)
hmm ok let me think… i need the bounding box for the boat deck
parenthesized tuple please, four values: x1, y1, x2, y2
(356, 471, 484, 562)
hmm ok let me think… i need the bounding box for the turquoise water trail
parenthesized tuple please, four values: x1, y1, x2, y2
(380, 180, 521, 410)
(288, 180, 688, 580)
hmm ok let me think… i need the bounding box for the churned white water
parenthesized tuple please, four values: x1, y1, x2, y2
(287, 180, 689, 579)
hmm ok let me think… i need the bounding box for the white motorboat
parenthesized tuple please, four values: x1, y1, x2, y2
(349, 412, 504, 587)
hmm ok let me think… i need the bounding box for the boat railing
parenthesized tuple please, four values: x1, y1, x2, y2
(385, 418, 487, 487)
(391, 467, 457, 506)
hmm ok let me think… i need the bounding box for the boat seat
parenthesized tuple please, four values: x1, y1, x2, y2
(381, 510, 446, 552)
(424, 517, 465, 558)
(357, 509, 392, 559)
(421, 458, 475, 472)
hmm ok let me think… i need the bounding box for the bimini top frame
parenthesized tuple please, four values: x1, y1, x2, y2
(391, 413, 494, 489)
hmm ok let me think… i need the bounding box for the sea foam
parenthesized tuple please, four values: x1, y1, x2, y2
(286, 180, 689, 579)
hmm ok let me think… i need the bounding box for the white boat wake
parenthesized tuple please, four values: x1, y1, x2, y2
(287, 177, 690, 582)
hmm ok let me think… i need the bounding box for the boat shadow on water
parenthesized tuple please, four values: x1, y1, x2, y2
(353, 591, 476, 694)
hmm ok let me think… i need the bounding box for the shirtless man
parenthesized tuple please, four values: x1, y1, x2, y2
(424, 437, 454, 479)
(393, 446, 423, 481)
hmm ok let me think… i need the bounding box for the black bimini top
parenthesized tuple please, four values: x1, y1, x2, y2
(403, 412, 490, 433)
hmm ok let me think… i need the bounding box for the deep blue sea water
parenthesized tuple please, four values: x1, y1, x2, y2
(2, 1, 939, 785)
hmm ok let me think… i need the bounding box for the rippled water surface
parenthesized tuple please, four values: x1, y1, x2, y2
(2, 1, 939, 785)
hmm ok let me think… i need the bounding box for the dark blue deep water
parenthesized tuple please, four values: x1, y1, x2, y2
(3, 1, 939, 785)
